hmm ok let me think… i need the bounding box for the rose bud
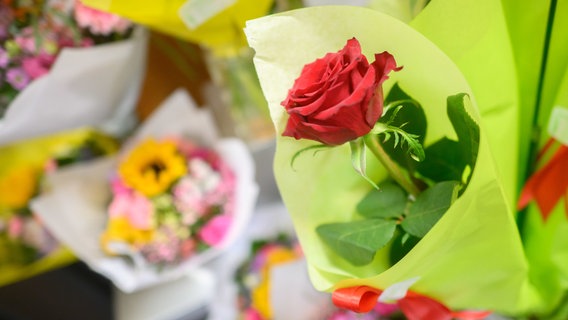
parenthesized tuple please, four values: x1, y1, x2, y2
(281, 37, 400, 146)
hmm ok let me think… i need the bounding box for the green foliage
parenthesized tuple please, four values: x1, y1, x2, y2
(316, 92, 478, 267)
(317, 219, 397, 266)
(357, 181, 407, 219)
(379, 83, 427, 168)
(417, 94, 479, 193)
(401, 181, 460, 238)
(350, 139, 379, 189)
(290, 144, 330, 170)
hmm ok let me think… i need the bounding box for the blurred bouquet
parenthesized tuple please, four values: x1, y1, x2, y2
(0, 0, 132, 116)
(234, 234, 403, 320)
(0, 0, 147, 145)
(235, 235, 304, 319)
(101, 136, 237, 267)
(32, 89, 258, 292)
(0, 128, 117, 285)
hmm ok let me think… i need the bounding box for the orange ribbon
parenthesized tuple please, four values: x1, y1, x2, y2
(332, 286, 491, 320)
(518, 138, 568, 220)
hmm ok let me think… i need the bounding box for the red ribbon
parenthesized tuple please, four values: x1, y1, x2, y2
(332, 286, 491, 320)
(518, 138, 568, 220)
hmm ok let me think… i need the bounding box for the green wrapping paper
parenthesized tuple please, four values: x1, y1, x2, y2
(410, 0, 520, 208)
(411, 0, 568, 316)
(502, 0, 568, 316)
(519, 70, 568, 317)
(245, 6, 528, 313)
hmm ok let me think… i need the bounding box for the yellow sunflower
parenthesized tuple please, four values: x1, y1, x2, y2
(100, 217, 155, 255)
(118, 139, 187, 197)
(0, 166, 38, 209)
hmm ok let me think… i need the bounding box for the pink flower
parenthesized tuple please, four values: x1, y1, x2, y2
(0, 48, 9, 68)
(8, 216, 24, 239)
(43, 159, 58, 173)
(180, 238, 196, 259)
(243, 308, 263, 320)
(110, 175, 132, 195)
(6, 68, 30, 90)
(173, 176, 209, 224)
(140, 226, 180, 263)
(22, 54, 56, 80)
(14, 27, 39, 54)
(74, 0, 132, 35)
(198, 214, 232, 246)
(108, 191, 154, 230)
(374, 302, 400, 316)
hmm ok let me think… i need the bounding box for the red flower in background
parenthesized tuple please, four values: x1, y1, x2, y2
(281, 38, 400, 146)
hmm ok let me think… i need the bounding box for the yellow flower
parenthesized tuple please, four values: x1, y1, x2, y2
(119, 139, 187, 197)
(251, 247, 298, 319)
(0, 166, 38, 209)
(100, 217, 154, 255)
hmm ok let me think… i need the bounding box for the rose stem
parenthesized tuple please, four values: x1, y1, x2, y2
(363, 134, 420, 197)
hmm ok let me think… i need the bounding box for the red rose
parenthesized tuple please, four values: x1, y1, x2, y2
(281, 38, 400, 146)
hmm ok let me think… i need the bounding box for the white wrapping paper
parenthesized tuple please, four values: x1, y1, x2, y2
(31, 89, 259, 292)
(0, 26, 148, 146)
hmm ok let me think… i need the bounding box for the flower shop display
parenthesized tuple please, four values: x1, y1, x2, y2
(245, 5, 529, 316)
(0, 0, 147, 145)
(31, 89, 258, 292)
(0, 128, 118, 286)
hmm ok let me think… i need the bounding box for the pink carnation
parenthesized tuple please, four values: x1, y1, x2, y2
(74, 0, 132, 35)
(108, 191, 154, 230)
(110, 175, 132, 195)
(22, 54, 57, 80)
(173, 176, 209, 224)
(7, 216, 24, 239)
(198, 214, 232, 247)
(243, 308, 263, 320)
(6, 68, 30, 90)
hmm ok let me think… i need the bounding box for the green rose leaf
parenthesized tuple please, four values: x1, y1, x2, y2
(414, 137, 464, 182)
(448, 93, 480, 176)
(349, 138, 379, 189)
(317, 219, 397, 266)
(356, 181, 407, 219)
(417, 93, 479, 192)
(389, 229, 421, 266)
(401, 180, 460, 238)
(380, 83, 427, 171)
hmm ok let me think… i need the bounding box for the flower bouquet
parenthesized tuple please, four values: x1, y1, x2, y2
(0, 128, 118, 286)
(245, 5, 528, 317)
(0, 0, 147, 145)
(100, 136, 237, 268)
(31, 89, 258, 292)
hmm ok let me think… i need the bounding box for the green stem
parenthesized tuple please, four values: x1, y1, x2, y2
(364, 134, 420, 197)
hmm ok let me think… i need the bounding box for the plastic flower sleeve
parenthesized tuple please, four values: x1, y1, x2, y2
(245, 6, 527, 313)
(81, 0, 272, 57)
(410, 0, 520, 207)
(31, 89, 259, 292)
(518, 66, 568, 316)
(408, 0, 568, 315)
